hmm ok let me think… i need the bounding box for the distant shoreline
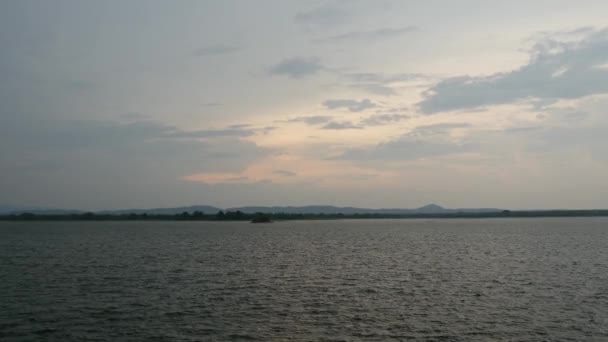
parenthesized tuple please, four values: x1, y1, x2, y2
(2, 210, 608, 221)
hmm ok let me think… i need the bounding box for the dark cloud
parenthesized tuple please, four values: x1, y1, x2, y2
(1, 119, 167, 149)
(323, 98, 377, 112)
(419, 28, 608, 113)
(0, 116, 271, 208)
(359, 114, 410, 126)
(319, 26, 418, 42)
(21, 120, 262, 142)
(1, 116, 268, 155)
(268, 57, 325, 78)
(287, 115, 333, 125)
(322, 121, 361, 130)
(193, 44, 240, 57)
(273, 170, 296, 177)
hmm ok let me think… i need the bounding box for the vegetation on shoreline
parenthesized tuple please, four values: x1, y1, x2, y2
(2, 210, 608, 221)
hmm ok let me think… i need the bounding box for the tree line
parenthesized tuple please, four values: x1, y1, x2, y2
(2, 209, 608, 221)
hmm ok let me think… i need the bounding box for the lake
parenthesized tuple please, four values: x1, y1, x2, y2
(1, 218, 607, 341)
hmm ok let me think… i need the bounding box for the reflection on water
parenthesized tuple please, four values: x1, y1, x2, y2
(1, 218, 607, 341)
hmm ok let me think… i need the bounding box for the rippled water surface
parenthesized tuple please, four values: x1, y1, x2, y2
(1, 218, 607, 341)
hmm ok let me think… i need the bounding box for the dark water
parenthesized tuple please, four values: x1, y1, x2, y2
(1, 218, 607, 341)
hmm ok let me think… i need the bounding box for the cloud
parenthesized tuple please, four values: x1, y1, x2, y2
(287, 115, 333, 125)
(182, 173, 256, 184)
(359, 114, 409, 126)
(64, 80, 99, 92)
(31, 120, 266, 142)
(347, 72, 427, 96)
(258, 126, 277, 135)
(228, 124, 251, 129)
(322, 121, 361, 130)
(166, 127, 256, 139)
(337, 120, 474, 160)
(0, 116, 271, 178)
(535, 123, 608, 159)
(594, 62, 608, 70)
(339, 135, 473, 161)
(419, 28, 608, 113)
(202, 102, 223, 107)
(493, 97, 608, 158)
(356, 84, 397, 96)
(413, 122, 472, 132)
(225, 176, 250, 182)
(550, 109, 590, 123)
(273, 169, 296, 177)
(323, 98, 377, 112)
(193, 44, 240, 56)
(349, 73, 424, 83)
(0, 114, 275, 208)
(120, 112, 150, 121)
(294, 4, 348, 29)
(320, 26, 418, 42)
(403, 122, 473, 139)
(268, 57, 325, 78)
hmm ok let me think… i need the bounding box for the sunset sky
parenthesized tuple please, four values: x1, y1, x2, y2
(2, 0, 608, 210)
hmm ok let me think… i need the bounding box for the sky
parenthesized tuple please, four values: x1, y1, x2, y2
(1, 0, 608, 210)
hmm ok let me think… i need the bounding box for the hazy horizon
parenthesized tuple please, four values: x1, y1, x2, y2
(2, 1, 608, 210)
(3, 202, 607, 214)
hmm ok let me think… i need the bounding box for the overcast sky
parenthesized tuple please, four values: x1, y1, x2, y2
(2, 0, 608, 210)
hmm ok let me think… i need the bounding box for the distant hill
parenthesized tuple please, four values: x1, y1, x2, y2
(0, 205, 32, 214)
(228, 205, 373, 215)
(98, 205, 222, 215)
(415, 204, 446, 213)
(228, 204, 502, 215)
(1, 203, 503, 216)
(0, 205, 83, 215)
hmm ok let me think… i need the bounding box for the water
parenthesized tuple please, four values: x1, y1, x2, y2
(1, 218, 607, 341)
